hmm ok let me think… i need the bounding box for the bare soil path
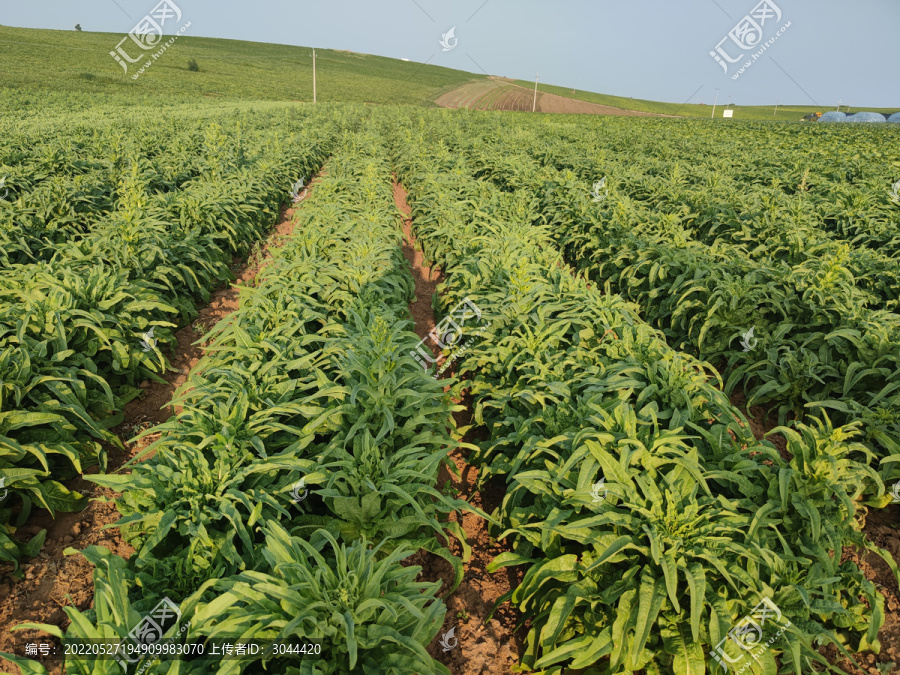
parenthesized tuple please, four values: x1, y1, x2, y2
(392, 179, 526, 674)
(0, 175, 324, 674)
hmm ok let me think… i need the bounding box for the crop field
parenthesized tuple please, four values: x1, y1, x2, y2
(1, 95, 900, 675)
(435, 79, 663, 116)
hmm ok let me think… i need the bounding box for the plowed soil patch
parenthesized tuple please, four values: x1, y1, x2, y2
(436, 78, 669, 116)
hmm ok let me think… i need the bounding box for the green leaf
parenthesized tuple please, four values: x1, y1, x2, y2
(661, 623, 705, 675)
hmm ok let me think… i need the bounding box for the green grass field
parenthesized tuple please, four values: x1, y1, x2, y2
(0, 25, 483, 115)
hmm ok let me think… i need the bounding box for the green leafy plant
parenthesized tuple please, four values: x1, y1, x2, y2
(188, 523, 450, 674)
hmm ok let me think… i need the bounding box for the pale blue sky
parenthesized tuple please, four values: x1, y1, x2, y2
(2, 0, 898, 107)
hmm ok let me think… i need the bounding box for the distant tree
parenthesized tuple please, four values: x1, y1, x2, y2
(75, 24, 82, 31)
(187, 58, 199, 72)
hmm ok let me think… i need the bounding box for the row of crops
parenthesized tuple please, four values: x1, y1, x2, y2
(391, 111, 900, 673)
(446, 114, 900, 482)
(5, 117, 482, 674)
(0, 104, 346, 572)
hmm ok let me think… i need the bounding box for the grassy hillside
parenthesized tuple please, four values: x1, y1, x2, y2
(512, 79, 899, 121)
(0, 25, 483, 114)
(2, 25, 894, 122)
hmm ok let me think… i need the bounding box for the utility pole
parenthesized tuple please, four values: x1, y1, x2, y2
(774, 97, 779, 116)
(711, 88, 719, 119)
(532, 73, 538, 112)
(313, 48, 317, 103)
(836, 99, 841, 111)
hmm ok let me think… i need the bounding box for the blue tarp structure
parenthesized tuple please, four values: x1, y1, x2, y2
(847, 112, 886, 123)
(888, 113, 900, 123)
(819, 111, 888, 123)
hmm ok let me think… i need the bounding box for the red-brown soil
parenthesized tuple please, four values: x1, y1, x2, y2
(0, 178, 322, 675)
(729, 388, 788, 457)
(393, 180, 526, 674)
(833, 508, 900, 675)
(435, 77, 669, 117)
(536, 89, 660, 116)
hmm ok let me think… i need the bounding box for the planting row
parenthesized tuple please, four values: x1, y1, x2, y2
(0, 105, 313, 264)
(0, 106, 347, 573)
(6, 123, 470, 674)
(392, 110, 898, 674)
(439, 115, 900, 481)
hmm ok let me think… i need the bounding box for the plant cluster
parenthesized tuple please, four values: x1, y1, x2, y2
(393, 110, 898, 674)
(6, 125, 470, 674)
(3, 103, 898, 675)
(0, 108, 339, 572)
(441, 115, 900, 489)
